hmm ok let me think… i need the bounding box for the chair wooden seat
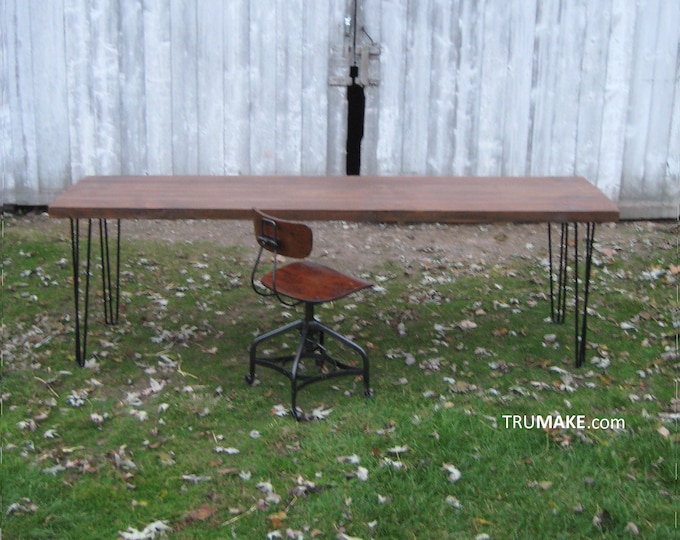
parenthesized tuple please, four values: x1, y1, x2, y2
(260, 261, 372, 304)
(247, 209, 373, 420)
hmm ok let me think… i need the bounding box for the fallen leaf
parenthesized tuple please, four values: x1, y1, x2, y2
(442, 463, 461, 483)
(592, 508, 614, 531)
(17, 419, 37, 432)
(657, 426, 670, 438)
(42, 464, 66, 476)
(186, 504, 216, 522)
(271, 404, 289, 417)
(382, 457, 405, 470)
(158, 451, 175, 466)
(268, 511, 287, 528)
(182, 474, 211, 484)
(6, 498, 38, 515)
(451, 380, 475, 394)
(256, 481, 274, 494)
(445, 495, 462, 509)
(624, 521, 640, 535)
(309, 406, 333, 420)
(142, 378, 165, 395)
(128, 409, 148, 422)
(356, 466, 369, 481)
(215, 446, 239, 455)
(337, 454, 361, 464)
(458, 319, 478, 330)
(119, 520, 172, 540)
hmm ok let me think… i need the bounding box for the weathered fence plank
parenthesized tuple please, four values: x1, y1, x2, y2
(197, 0, 225, 175)
(301, 0, 330, 174)
(143, 0, 172, 175)
(222, 0, 250, 175)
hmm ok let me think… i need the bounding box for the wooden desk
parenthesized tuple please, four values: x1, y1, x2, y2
(49, 175, 619, 367)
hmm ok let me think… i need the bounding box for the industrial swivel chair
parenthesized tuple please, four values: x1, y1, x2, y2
(247, 209, 373, 420)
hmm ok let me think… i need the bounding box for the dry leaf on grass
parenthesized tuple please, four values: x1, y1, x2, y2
(6, 498, 38, 516)
(442, 463, 461, 483)
(268, 511, 287, 528)
(118, 520, 171, 539)
(185, 504, 216, 522)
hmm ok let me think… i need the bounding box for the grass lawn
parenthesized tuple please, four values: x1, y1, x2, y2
(1, 212, 677, 539)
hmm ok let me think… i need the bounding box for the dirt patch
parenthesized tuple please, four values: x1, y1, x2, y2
(11, 210, 676, 275)
(109, 218, 679, 275)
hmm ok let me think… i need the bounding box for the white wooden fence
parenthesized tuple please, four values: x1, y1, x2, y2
(1, 0, 678, 218)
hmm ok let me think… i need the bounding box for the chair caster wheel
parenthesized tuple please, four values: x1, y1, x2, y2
(245, 374, 255, 385)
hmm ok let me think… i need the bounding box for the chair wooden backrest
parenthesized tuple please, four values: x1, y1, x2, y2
(253, 209, 312, 259)
(251, 209, 313, 304)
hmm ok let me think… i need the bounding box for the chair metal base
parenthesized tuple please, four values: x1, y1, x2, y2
(247, 303, 371, 420)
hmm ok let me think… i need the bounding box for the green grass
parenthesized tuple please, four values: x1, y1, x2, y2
(1, 214, 677, 539)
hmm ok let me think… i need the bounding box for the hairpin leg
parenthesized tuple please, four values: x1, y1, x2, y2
(70, 219, 93, 367)
(99, 219, 121, 325)
(69, 218, 122, 367)
(575, 222, 596, 367)
(548, 223, 569, 324)
(547, 222, 597, 367)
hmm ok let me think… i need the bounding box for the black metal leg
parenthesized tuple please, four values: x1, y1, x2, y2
(70, 219, 93, 367)
(547, 222, 597, 367)
(557, 224, 569, 323)
(69, 218, 122, 367)
(575, 223, 596, 367)
(547, 223, 568, 324)
(574, 222, 579, 360)
(99, 219, 121, 325)
(548, 224, 554, 316)
(290, 323, 311, 420)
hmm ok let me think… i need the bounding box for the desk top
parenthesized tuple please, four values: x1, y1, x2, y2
(48, 175, 619, 224)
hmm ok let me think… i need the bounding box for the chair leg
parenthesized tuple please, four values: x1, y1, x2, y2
(246, 319, 303, 385)
(311, 321, 371, 397)
(290, 322, 311, 421)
